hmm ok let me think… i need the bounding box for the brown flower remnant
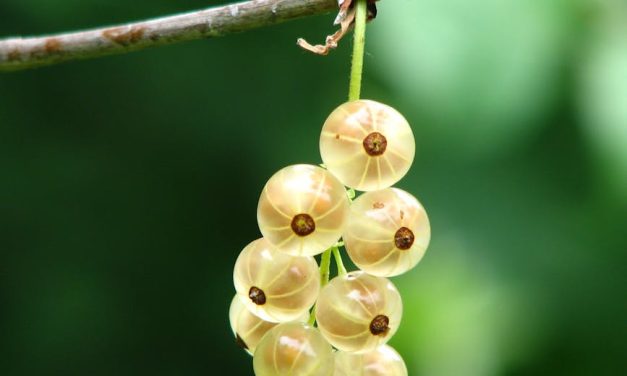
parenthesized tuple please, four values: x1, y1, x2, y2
(297, 0, 379, 55)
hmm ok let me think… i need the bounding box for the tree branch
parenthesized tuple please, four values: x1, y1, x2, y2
(0, 0, 337, 72)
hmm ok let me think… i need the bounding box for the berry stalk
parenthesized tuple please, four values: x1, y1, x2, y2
(319, 248, 332, 287)
(348, 0, 368, 101)
(308, 248, 332, 325)
(332, 247, 348, 276)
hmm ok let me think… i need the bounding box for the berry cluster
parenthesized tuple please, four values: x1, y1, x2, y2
(230, 100, 431, 375)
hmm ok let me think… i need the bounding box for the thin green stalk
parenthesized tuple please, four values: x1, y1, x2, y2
(332, 247, 348, 276)
(310, 0, 367, 326)
(319, 248, 332, 286)
(348, 0, 368, 101)
(308, 306, 317, 326)
(308, 248, 332, 325)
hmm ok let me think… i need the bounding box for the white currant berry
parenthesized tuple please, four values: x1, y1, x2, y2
(333, 344, 408, 376)
(233, 238, 320, 322)
(253, 322, 334, 376)
(319, 100, 415, 191)
(343, 188, 430, 277)
(257, 164, 350, 256)
(228, 295, 309, 355)
(315, 271, 402, 353)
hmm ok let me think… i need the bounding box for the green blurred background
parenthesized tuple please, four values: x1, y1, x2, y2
(1, 0, 626, 375)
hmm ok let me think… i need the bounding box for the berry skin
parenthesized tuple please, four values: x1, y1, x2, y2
(343, 188, 430, 277)
(253, 322, 334, 376)
(333, 344, 408, 376)
(319, 100, 415, 192)
(233, 238, 320, 322)
(257, 164, 350, 256)
(315, 271, 402, 353)
(228, 295, 309, 355)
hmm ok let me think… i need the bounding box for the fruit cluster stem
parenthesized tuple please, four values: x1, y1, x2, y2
(310, 0, 367, 327)
(347, 0, 368, 101)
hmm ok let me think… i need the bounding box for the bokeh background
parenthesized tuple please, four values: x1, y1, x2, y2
(1, 0, 626, 375)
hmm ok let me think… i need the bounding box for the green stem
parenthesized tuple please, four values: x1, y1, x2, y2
(319, 248, 332, 286)
(310, 0, 367, 327)
(332, 247, 348, 276)
(308, 248, 332, 325)
(348, 0, 368, 101)
(307, 307, 316, 326)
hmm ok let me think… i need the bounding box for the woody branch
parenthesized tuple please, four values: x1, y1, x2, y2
(0, 0, 337, 72)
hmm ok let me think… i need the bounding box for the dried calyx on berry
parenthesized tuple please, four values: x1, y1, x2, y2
(394, 227, 415, 250)
(248, 286, 266, 305)
(369, 314, 390, 336)
(290, 213, 316, 236)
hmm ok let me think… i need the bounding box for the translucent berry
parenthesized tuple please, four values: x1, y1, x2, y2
(319, 100, 415, 191)
(258, 164, 350, 256)
(343, 188, 430, 277)
(233, 238, 320, 322)
(253, 322, 334, 376)
(229, 295, 308, 355)
(315, 271, 402, 353)
(333, 344, 408, 376)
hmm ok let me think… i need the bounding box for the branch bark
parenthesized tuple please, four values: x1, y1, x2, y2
(0, 0, 337, 72)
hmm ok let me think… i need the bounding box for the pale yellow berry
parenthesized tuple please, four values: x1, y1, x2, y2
(319, 100, 415, 191)
(233, 238, 320, 322)
(343, 188, 430, 277)
(315, 271, 402, 353)
(257, 164, 350, 256)
(333, 344, 408, 376)
(228, 295, 309, 355)
(253, 322, 334, 376)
